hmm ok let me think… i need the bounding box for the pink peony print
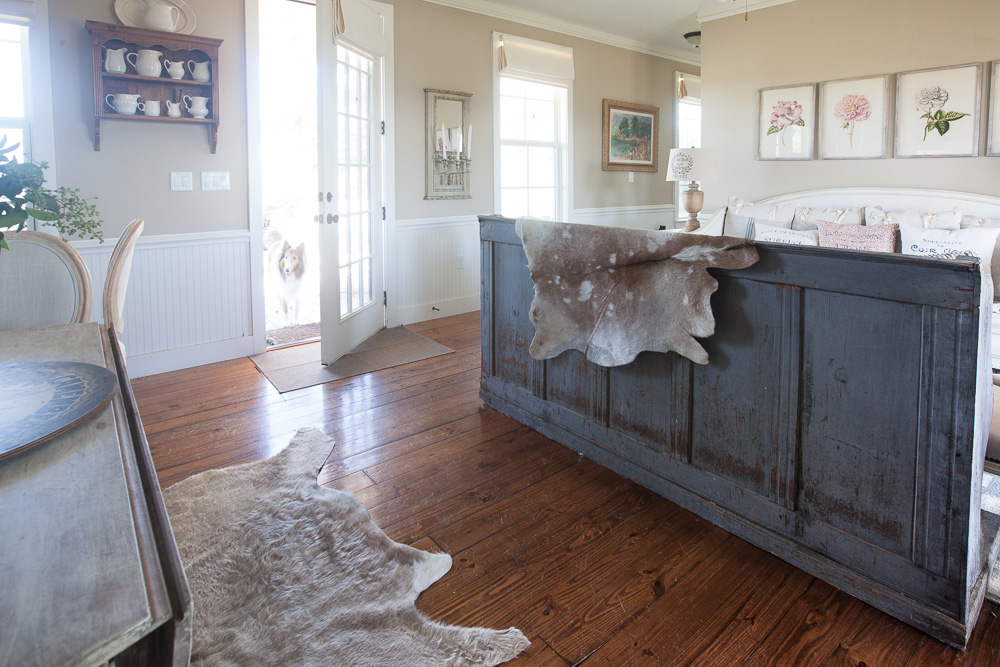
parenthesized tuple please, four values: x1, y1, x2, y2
(767, 100, 804, 146)
(833, 94, 871, 147)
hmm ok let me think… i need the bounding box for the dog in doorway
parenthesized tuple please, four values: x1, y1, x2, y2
(268, 240, 306, 326)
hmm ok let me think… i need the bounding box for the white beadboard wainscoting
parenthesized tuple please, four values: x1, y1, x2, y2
(73, 230, 254, 378)
(394, 205, 676, 325)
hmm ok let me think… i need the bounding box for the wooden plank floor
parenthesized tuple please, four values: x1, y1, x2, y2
(134, 311, 1000, 665)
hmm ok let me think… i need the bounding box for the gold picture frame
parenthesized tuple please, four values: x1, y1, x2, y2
(602, 99, 659, 172)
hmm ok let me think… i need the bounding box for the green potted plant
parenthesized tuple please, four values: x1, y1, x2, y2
(0, 135, 103, 251)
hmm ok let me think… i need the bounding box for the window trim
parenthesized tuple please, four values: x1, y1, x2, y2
(673, 71, 701, 224)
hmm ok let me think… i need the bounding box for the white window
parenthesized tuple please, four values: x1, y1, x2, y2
(494, 33, 573, 221)
(0, 0, 57, 211)
(675, 72, 702, 221)
(0, 20, 30, 162)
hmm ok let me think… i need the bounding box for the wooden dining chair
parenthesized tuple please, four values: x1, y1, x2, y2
(0, 230, 93, 330)
(103, 218, 144, 353)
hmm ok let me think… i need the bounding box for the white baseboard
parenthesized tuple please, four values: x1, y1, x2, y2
(398, 295, 481, 326)
(127, 336, 255, 378)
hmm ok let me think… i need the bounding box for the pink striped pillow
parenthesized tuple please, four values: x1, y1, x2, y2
(817, 220, 897, 253)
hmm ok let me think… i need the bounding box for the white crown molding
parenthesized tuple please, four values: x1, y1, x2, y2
(420, 0, 700, 66)
(698, 0, 798, 23)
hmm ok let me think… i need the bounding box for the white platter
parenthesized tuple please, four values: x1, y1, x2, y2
(114, 0, 197, 36)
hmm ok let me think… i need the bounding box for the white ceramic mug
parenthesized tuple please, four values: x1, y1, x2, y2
(165, 99, 182, 117)
(183, 95, 209, 119)
(140, 100, 161, 117)
(163, 60, 185, 80)
(105, 93, 141, 115)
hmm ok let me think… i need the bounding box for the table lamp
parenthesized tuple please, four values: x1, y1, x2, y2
(665, 147, 718, 233)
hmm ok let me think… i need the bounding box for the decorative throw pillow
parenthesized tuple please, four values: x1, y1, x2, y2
(960, 215, 1000, 229)
(792, 206, 864, 231)
(900, 226, 1000, 275)
(723, 197, 796, 239)
(753, 222, 819, 246)
(691, 206, 727, 236)
(865, 207, 962, 230)
(817, 220, 897, 252)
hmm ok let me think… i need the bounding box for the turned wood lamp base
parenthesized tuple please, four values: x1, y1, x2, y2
(681, 182, 705, 233)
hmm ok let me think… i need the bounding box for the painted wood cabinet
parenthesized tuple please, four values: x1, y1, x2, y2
(479, 215, 1000, 648)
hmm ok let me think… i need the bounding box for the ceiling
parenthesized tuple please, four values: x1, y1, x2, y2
(421, 0, 757, 65)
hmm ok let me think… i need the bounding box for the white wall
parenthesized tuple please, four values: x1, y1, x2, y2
(701, 0, 1000, 210)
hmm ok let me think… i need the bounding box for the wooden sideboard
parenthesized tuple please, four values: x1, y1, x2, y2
(479, 215, 1000, 648)
(0, 323, 191, 666)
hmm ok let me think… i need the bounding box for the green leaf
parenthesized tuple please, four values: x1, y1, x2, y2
(766, 125, 781, 136)
(794, 119, 805, 127)
(925, 120, 937, 133)
(2, 209, 28, 225)
(935, 120, 951, 136)
(0, 238, 7, 251)
(940, 111, 969, 122)
(25, 207, 60, 221)
(933, 109, 945, 120)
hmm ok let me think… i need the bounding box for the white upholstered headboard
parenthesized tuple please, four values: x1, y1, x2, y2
(756, 187, 1000, 220)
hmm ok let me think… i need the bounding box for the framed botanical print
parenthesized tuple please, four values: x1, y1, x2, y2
(988, 60, 1000, 157)
(894, 63, 982, 158)
(602, 99, 659, 172)
(757, 84, 816, 160)
(818, 75, 891, 160)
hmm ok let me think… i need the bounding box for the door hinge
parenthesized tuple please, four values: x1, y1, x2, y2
(381, 121, 385, 135)
(382, 206, 386, 220)
(383, 291, 387, 306)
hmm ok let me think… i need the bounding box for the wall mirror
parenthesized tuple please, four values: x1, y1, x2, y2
(425, 89, 472, 200)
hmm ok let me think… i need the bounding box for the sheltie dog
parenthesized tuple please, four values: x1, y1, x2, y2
(267, 240, 306, 326)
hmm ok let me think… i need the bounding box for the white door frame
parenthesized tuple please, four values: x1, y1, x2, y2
(244, 0, 397, 356)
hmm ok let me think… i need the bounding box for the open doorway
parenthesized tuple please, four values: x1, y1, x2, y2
(258, 0, 320, 348)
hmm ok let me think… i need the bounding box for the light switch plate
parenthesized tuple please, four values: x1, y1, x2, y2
(201, 171, 231, 191)
(170, 172, 193, 191)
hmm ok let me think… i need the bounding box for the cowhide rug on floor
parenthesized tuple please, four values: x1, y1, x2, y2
(163, 428, 529, 666)
(516, 218, 758, 367)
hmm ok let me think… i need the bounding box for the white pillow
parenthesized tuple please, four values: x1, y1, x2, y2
(961, 215, 1000, 229)
(690, 206, 726, 236)
(754, 223, 819, 246)
(900, 226, 1000, 274)
(723, 197, 796, 239)
(866, 207, 962, 230)
(792, 206, 864, 231)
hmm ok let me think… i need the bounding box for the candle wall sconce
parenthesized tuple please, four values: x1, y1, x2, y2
(424, 88, 472, 200)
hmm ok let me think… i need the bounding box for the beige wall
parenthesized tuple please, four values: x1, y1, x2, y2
(45, 1, 696, 237)
(389, 0, 698, 219)
(701, 0, 1000, 211)
(48, 0, 249, 237)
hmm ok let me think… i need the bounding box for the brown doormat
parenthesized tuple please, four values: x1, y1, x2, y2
(251, 326, 454, 393)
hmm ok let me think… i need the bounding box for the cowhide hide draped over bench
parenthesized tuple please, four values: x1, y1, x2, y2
(515, 218, 758, 367)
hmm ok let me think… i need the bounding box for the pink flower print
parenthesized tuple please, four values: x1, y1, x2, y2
(833, 94, 871, 147)
(767, 100, 805, 146)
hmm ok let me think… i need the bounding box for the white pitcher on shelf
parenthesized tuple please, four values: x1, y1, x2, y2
(139, 0, 180, 33)
(104, 47, 127, 74)
(183, 95, 209, 119)
(186, 60, 210, 82)
(126, 49, 163, 78)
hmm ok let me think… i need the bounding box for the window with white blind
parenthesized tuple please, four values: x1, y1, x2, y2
(494, 33, 573, 221)
(0, 20, 30, 163)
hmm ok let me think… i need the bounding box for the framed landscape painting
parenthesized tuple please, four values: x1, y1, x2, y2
(989, 60, 1000, 157)
(895, 63, 982, 158)
(757, 84, 816, 160)
(602, 99, 659, 172)
(818, 75, 890, 159)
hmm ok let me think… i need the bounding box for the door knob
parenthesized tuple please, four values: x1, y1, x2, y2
(328, 213, 338, 224)
(313, 214, 321, 223)
(326, 192, 333, 202)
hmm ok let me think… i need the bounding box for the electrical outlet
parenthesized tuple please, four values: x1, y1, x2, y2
(628, 171, 635, 183)
(170, 172, 193, 191)
(456, 254, 465, 270)
(201, 171, 231, 191)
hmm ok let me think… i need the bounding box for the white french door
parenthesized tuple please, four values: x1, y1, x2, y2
(316, 0, 390, 365)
